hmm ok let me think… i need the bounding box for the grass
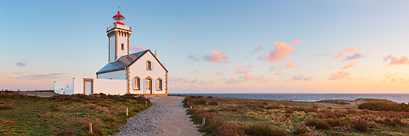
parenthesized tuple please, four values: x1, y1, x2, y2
(0, 93, 151, 135)
(184, 96, 409, 136)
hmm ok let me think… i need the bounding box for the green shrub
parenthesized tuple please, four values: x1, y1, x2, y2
(101, 114, 116, 124)
(358, 102, 409, 112)
(208, 101, 218, 105)
(197, 99, 207, 105)
(315, 120, 330, 130)
(0, 106, 13, 110)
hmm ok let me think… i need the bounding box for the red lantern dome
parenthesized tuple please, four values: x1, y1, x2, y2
(113, 11, 125, 25)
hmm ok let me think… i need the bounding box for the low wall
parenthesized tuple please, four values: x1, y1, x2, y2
(94, 79, 127, 95)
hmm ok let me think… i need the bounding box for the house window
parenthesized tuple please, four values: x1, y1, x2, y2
(121, 43, 124, 50)
(134, 77, 140, 90)
(157, 78, 163, 90)
(146, 61, 152, 70)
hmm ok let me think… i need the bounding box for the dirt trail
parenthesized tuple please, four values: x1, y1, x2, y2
(114, 96, 201, 136)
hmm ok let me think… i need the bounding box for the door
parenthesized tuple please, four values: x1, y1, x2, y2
(146, 79, 152, 94)
(84, 81, 92, 95)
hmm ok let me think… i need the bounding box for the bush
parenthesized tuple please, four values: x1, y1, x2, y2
(207, 108, 218, 113)
(315, 120, 330, 130)
(197, 99, 207, 105)
(266, 104, 281, 109)
(208, 101, 219, 105)
(305, 119, 317, 126)
(0, 106, 13, 110)
(100, 114, 116, 124)
(327, 107, 332, 109)
(207, 96, 213, 98)
(358, 102, 409, 112)
(351, 118, 368, 131)
(245, 124, 288, 136)
(293, 125, 307, 135)
(325, 118, 347, 127)
(320, 109, 336, 118)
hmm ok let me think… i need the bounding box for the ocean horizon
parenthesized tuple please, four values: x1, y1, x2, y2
(169, 93, 409, 104)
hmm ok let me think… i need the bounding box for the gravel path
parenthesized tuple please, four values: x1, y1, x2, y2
(114, 96, 202, 136)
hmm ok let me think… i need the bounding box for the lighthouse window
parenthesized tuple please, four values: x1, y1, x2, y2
(121, 44, 124, 50)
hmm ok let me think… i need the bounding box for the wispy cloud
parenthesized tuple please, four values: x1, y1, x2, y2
(344, 53, 365, 60)
(168, 37, 187, 42)
(203, 50, 229, 63)
(187, 55, 200, 61)
(235, 65, 254, 74)
(16, 61, 27, 67)
(341, 61, 356, 70)
(256, 75, 270, 83)
(226, 78, 237, 84)
(259, 42, 296, 63)
(252, 45, 263, 53)
(383, 54, 409, 66)
(285, 75, 312, 82)
(190, 79, 198, 83)
(130, 46, 147, 52)
(215, 72, 223, 75)
(285, 60, 295, 68)
(269, 66, 275, 71)
(15, 73, 66, 80)
(241, 74, 255, 81)
(333, 52, 342, 59)
(290, 40, 301, 45)
(344, 45, 362, 52)
(327, 71, 350, 81)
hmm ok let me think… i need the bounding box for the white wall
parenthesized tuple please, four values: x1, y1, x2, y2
(128, 51, 167, 95)
(109, 34, 116, 62)
(73, 78, 84, 94)
(97, 70, 126, 79)
(94, 79, 127, 95)
(54, 81, 73, 95)
(108, 24, 131, 62)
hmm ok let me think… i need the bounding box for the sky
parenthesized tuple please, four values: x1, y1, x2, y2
(1, 0, 409, 93)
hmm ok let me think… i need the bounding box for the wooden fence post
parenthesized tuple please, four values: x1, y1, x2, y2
(89, 123, 92, 133)
(126, 108, 128, 116)
(145, 100, 148, 107)
(190, 106, 192, 110)
(202, 117, 206, 126)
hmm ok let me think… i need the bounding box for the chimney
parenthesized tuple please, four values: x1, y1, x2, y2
(155, 50, 159, 59)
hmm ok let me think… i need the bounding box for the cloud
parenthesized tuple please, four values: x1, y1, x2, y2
(328, 67, 333, 69)
(315, 53, 332, 57)
(235, 65, 254, 74)
(274, 72, 284, 76)
(333, 52, 342, 59)
(16, 61, 27, 67)
(384, 74, 396, 79)
(188, 55, 200, 61)
(169, 76, 188, 83)
(383, 55, 409, 66)
(345, 53, 365, 60)
(376, 46, 382, 52)
(269, 66, 275, 71)
(199, 81, 207, 84)
(285, 60, 295, 68)
(226, 78, 237, 84)
(327, 71, 350, 81)
(209, 81, 214, 84)
(374, 42, 377, 46)
(259, 42, 296, 63)
(256, 75, 270, 83)
(192, 71, 199, 73)
(400, 79, 409, 84)
(391, 78, 397, 83)
(168, 37, 186, 42)
(291, 40, 301, 45)
(16, 73, 66, 80)
(344, 45, 362, 52)
(242, 74, 255, 80)
(341, 61, 356, 70)
(291, 75, 305, 80)
(215, 72, 223, 75)
(252, 45, 263, 53)
(190, 79, 198, 83)
(129, 46, 147, 52)
(304, 76, 312, 81)
(203, 50, 229, 63)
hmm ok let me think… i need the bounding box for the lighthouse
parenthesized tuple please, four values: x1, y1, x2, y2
(107, 11, 132, 62)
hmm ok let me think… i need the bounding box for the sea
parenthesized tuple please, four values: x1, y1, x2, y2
(169, 93, 409, 104)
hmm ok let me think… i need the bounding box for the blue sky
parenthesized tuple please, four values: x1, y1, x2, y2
(1, 0, 409, 93)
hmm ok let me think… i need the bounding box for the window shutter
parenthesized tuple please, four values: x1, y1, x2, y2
(132, 78, 135, 89)
(155, 79, 158, 90)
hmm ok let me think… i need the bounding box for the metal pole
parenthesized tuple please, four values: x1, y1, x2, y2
(89, 123, 92, 133)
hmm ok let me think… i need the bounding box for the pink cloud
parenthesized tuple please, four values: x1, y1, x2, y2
(400, 79, 409, 84)
(304, 76, 312, 81)
(376, 46, 382, 52)
(15, 73, 66, 80)
(274, 72, 284, 76)
(199, 81, 207, 84)
(215, 72, 223, 75)
(285, 75, 312, 82)
(327, 71, 350, 81)
(383, 55, 409, 66)
(341, 61, 356, 70)
(333, 52, 342, 59)
(259, 42, 296, 63)
(235, 65, 254, 74)
(169, 37, 186, 42)
(391, 78, 397, 83)
(269, 66, 275, 71)
(203, 50, 229, 63)
(130, 46, 147, 52)
(285, 60, 295, 68)
(256, 75, 270, 83)
(243, 74, 255, 80)
(252, 45, 263, 53)
(344, 45, 362, 52)
(290, 40, 301, 45)
(226, 78, 237, 84)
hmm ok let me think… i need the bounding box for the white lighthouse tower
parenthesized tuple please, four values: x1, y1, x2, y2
(107, 11, 132, 62)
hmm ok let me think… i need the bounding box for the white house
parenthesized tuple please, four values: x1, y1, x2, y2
(54, 11, 168, 96)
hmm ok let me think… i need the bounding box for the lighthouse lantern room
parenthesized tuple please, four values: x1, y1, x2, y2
(113, 11, 125, 25)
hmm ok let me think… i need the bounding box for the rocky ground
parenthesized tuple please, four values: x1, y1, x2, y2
(114, 96, 202, 136)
